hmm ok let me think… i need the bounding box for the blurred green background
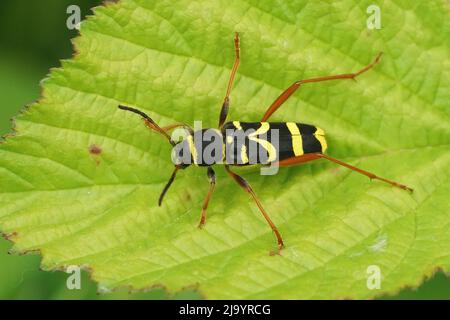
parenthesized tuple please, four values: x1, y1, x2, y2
(0, 0, 448, 300)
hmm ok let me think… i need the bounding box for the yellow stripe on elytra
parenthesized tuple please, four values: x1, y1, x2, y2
(187, 134, 198, 165)
(286, 122, 303, 156)
(256, 140, 277, 162)
(240, 144, 249, 164)
(248, 122, 270, 136)
(248, 122, 277, 162)
(314, 127, 328, 153)
(233, 121, 242, 130)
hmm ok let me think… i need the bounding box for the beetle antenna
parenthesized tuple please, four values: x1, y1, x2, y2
(158, 166, 179, 206)
(118, 105, 176, 146)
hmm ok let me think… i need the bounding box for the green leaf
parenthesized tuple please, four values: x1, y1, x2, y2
(1, 0, 449, 299)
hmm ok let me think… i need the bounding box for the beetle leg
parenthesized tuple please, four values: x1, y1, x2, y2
(225, 165, 284, 252)
(261, 53, 383, 122)
(277, 153, 413, 192)
(198, 167, 216, 228)
(218, 32, 241, 129)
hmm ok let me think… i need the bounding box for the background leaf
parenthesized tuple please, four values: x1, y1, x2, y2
(0, 0, 449, 299)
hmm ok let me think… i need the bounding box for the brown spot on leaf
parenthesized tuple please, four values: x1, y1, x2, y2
(1, 231, 18, 241)
(89, 144, 102, 155)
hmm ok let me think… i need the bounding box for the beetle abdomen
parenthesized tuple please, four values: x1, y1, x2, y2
(222, 121, 327, 165)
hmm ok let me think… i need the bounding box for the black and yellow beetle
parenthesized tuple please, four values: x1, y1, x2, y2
(118, 33, 412, 252)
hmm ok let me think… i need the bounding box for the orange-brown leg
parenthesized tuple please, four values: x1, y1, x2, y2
(225, 165, 284, 252)
(218, 32, 241, 129)
(277, 153, 321, 166)
(144, 120, 186, 133)
(277, 153, 413, 192)
(261, 53, 383, 122)
(198, 167, 216, 228)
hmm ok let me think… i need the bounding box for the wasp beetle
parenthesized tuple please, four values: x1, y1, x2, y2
(118, 33, 412, 252)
